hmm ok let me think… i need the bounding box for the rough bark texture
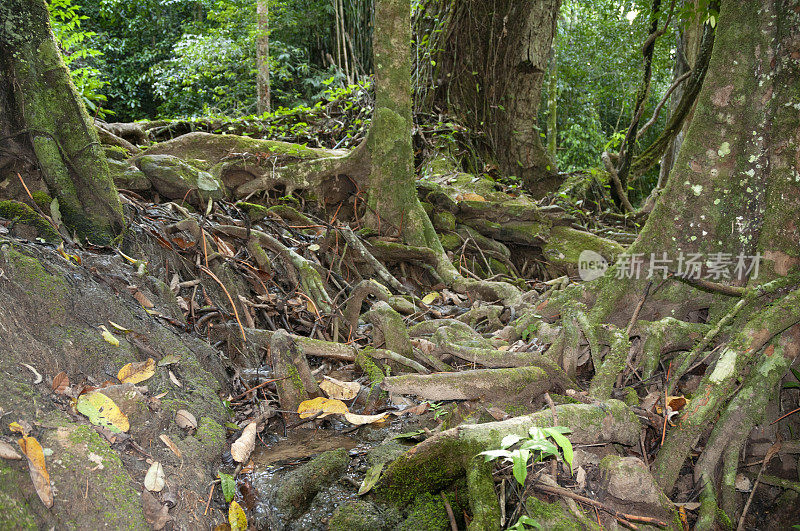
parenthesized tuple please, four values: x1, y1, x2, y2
(0, 0, 124, 243)
(365, 0, 455, 279)
(426, 0, 561, 196)
(256, 0, 270, 114)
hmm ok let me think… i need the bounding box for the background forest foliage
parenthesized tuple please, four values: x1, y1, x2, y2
(50, 0, 691, 181)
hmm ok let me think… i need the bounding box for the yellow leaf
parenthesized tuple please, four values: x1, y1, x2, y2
(108, 321, 130, 333)
(297, 397, 349, 419)
(228, 500, 247, 531)
(8, 421, 28, 435)
(100, 326, 119, 347)
(421, 292, 440, 305)
(461, 192, 486, 202)
(319, 377, 361, 401)
(76, 391, 130, 433)
(343, 412, 389, 425)
(18, 435, 53, 508)
(117, 358, 156, 384)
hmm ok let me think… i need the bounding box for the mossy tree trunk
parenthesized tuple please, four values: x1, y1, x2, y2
(361, 0, 459, 282)
(417, 0, 561, 197)
(0, 0, 124, 244)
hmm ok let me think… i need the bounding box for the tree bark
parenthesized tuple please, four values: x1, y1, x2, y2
(256, 0, 270, 114)
(0, 0, 124, 243)
(422, 0, 562, 197)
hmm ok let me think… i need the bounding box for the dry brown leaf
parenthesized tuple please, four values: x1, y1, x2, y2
(175, 410, 197, 430)
(18, 435, 53, 508)
(159, 434, 182, 458)
(9, 420, 32, 435)
(0, 441, 22, 460)
(343, 412, 389, 425)
(142, 488, 172, 530)
(168, 370, 182, 387)
(144, 461, 166, 492)
(319, 377, 361, 401)
(230, 422, 256, 463)
(132, 290, 154, 308)
(117, 358, 156, 384)
(52, 371, 69, 394)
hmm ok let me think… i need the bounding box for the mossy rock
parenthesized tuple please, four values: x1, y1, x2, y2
(137, 154, 225, 203)
(103, 145, 130, 161)
(108, 158, 150, 191)
(522, 497, 582, 531)
(0, 200, 61, 243)
(438, 232, 462, 251)
(432, 210, 456, 232)
(397, 492, 459, 531)
(274, 448, 350, 518)
(329, 499, 400, 531)
(541, 225, 623, 275)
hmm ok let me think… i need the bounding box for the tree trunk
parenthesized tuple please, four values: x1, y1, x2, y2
(256, 0, 270, 114)
(422, 0, 562, 197)
(0, 0, 124, 244)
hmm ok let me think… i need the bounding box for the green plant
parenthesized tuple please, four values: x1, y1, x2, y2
(783, 368, 800, 389)
(480, 427, 574, 486)
(509, 515, 542, 530)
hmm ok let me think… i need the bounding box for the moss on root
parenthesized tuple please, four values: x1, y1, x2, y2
(0, 200, 61, 243)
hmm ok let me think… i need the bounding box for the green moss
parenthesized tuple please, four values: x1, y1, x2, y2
(30, 190, 53, 211)
(0, 463, 37, 530)
(438, 232, 462, 251)
(0, 200, 61, 243)
(196, 417, 226, 449)
(357, 350, 386, 388)
(523, 497, 580, 530)
(432, 211, 456, 232)
(397, 492, 452, 531)
(3, 247, 68, 318)
(623, 387, 639, 406)
(329, 500, 396, 531)
(236, 201, 270, 221)
(275, 448, 350, 518)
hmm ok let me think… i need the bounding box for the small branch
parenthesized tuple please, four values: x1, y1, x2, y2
(636, 70, 691, 141)
(198, 265, 247, 342)
(533, 482, 668, 527)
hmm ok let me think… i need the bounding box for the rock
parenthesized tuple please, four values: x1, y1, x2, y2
(107, 158, 150, 191)
(387, 295, 415, 315)
(137, 154, 224, 202)
(599, 455, 679, 524)
(329, 499, 400, 531)
(273, 448, 350, 519)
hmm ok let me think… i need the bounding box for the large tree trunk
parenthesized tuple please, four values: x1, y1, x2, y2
(420, 0, 562, 197)
(0, 0, 124, 244)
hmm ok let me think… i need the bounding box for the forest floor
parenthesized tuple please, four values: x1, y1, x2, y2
(0, 97, 798, 530)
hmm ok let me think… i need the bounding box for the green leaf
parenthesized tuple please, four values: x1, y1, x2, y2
(501, 434, 523, 449)
(544, 428, 574, 473)
(480, 449, 512, 462)
(358, 462, 384, 495)
(511, 449, 530, 486)
(219, 472, 236, 503)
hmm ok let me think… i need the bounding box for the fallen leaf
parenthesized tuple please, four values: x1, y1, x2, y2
(358, 462, 384, 495)
(576, 466, 587, 490)
(52, 371, 69, 394)
(9, 420, 32, 435)
(343, 412, 389, 425)
(133, 290, 155, 308)
(0, 441, 22, 460)
(319, 377, 361, 401)
(18, 435, 53, 508)
(117, 358, 155, 384)
(100, 326, 120, 347)
(229, 500, 247, 531)
(157, 354, 181, 366)
(420, 292, 440, 305)
(219, 472, 236, 503)
(142, 488, 172, 530)
(297, 397, 349, 419)
(144, 461, 166, 492)
(175, 410, 197, 430)
(168, 370, 182, 387)
(230, 422, 256, 463)
(666, 395, 688, 411)
(108, 321, 130, 333)
(159, 435, 182, 458)
(76, 391, 130, 433)
(461, 192, 485, 202)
